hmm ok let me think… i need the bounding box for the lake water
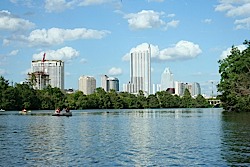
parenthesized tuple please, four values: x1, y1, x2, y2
(0, 108, 249, 166)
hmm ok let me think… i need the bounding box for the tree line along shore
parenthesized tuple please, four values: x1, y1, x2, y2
(0, 76, 211, 110)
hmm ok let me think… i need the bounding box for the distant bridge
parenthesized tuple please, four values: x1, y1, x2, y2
(208, 99, 221, 107)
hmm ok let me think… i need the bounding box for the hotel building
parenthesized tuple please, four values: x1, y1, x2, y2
(79, 76, 96, 95)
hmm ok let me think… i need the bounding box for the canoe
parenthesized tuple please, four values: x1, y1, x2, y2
(52, 112, 72, 117)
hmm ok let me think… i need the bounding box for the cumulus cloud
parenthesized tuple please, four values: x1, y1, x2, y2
(215, 1, 250, 29)
(14, 27, 110, 46)
(158, 41, 202, 61)
(122, 43, 159, 61)
(108, 67, 122, 76)
(0, 10, 35, 31)
(123, 41, 202, 62)
(32, 47, 79, 62)
(219, 44, 247, 60)
(124, 10, 179, 30)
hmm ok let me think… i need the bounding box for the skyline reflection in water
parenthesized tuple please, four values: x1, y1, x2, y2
(0, 108, 249, 166)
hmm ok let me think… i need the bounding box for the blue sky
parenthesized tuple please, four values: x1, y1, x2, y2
(0, 0, 249, 96)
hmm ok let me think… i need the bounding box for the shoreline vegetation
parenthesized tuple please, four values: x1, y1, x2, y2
(0, 76, 212, 111)
(218, 40, 250, 112)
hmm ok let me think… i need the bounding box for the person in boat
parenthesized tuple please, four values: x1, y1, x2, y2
(65, 107, 70, 113)
(55, 108, 61, 114)
(22, 108, 27, 112)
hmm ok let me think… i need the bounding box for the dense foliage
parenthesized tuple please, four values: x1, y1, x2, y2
(218, 40, 250, 112)
(0, 76, 210, 110)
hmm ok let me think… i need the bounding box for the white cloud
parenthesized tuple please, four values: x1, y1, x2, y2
(2, 39, 10, 46)
(45, 0, 76, 13)
(80, 58, 87, 64)
(234, 17, 250, 29)
(219, 44, 247, 59)
(108, 67, 122, 76)
(9, 50, 19, 56)
(124, 10, 178, 30)
(123, 41, 202, 62)
(32, 46, 79, 62)
(122, 43, 159, 61)
(44, 0, 115, 12)
(202, 19, 212, 24)
(10, 0, 35, 8)
(167, 13, 175, 18)
(15, 27, 110, 46)
(0, 10, 35, 31)
(158, 41, 202, 61)
(215, 1, 250, 29)
(165, 20, 180, 30)
(79, 0, 112, 6)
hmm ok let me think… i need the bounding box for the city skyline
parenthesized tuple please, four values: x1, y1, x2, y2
(0, 0, 249, 96)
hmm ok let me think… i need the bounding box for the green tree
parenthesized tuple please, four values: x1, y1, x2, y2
(147, 94, 160, 108)
(195, 94, 210, 108)
(181, 89, 195, 108)
(218, 40, 250, 112)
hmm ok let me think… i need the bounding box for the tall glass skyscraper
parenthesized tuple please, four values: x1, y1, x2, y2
(130, 44, 151, 95)
(31, 60, 64, 90)
(161, 67, 174, 91)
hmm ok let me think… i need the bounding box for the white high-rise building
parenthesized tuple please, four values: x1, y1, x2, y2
(191, 82, 201, 97)
(79, 76, 96, 95)
(175, 81, 201, 97)
(31, 60, 64, 90)
(129, 44, 151, 95)
(161, 67, 174, 91)
(101, 75, 109, 91)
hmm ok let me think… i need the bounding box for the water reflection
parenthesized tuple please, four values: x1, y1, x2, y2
(221, 112, 250, 166)
(0, 109, 250, 166)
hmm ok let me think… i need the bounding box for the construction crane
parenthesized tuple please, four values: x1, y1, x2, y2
(42, 53, 46, 74)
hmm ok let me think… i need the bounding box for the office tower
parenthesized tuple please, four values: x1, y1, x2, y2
(191, 82, 201, 97)
(161, 67, 174, 91)
(79, 76, 96, 95)
(107, 77, 119, 91)
(101, 75, 119, 92)
(175, 81, 188, 96)
(101, 75, 109, 91)
(30, 60, 64, 90)
(129, 44, 151, 95)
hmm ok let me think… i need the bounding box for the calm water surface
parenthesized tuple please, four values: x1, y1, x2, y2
(0, 108, 249, 166)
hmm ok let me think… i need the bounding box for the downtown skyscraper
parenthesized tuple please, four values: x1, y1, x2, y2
(161, 67, 174, 91)
(126, 44, 151, 95)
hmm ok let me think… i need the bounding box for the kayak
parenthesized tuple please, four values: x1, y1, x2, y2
(52, 112, 72, 117)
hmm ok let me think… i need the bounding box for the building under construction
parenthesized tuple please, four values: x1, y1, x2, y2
(28, 54, 64, 90)
(27, 71, 50, 90)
